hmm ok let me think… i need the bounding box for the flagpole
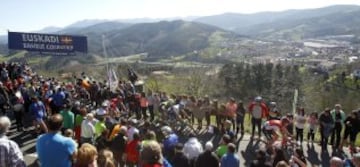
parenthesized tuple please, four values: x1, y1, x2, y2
(102, 35, 110, 89)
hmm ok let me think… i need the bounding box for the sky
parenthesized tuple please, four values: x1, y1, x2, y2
(1, 0, 360, 33)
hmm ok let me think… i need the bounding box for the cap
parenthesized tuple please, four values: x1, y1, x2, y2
(255, 96, 262, 102)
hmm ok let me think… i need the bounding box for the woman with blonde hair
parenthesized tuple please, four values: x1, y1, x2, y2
(97, 149, 115, 167)
(75, 143, 98, 167)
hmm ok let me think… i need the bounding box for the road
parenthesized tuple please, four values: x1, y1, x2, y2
(6, 120, 353, 167)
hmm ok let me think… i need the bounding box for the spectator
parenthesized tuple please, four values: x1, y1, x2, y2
(195, 141, 220, 167)
(220, 143, 240, 167)
(340, 110, 360, 152)
(272, 146, 287, 167)
(126, 132, 141, 167)
(75, 143, 98, 167)
(319, 108, 334, 151)
(352, 153, 360, 167)
(147, 91, 156, 121)
(224, 120, 236, 141)
(330, 157, 343, 167)
(289, 147, 306, 167)
(225, 98, 237, 131)
(216, 134, 231, 158)
(295, 108, 306, 145)
(36, 114, 76, 167)
(96, 102, 108, 119)
(29, 96, 48, 134)
(0, 82, 10, 115)
(50, 88, 65, 114)
(81, 113, 96, 145)
(95, 129, 110, 151)
(172, 143, 190, 167)
(127, 119, 139, 142)
(97, 149, 115, 167)
(248, 96, 268, 139)
(162, 126, 179, 160)
(140, 92, 149, 120)
(330, 104, 346, 150)
(0, 116, 26, 167)
(140, 140, 163, 166)
(95, 116, 106, 138)
(275, 161, 289, 167)
(236, 100, 246, 136)
(64, 129, 78, 148)
(249, 149, 271, 167)
(60, 103, 74, 131)
(74, 107, 87, 143)
(183, 133, 203, 166)
(307, 112, 318, 145)
(111, 126, 127, 167)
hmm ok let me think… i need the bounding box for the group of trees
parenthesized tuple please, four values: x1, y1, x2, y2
(217, 62, 360, 114)
(218, 62, 302, 112)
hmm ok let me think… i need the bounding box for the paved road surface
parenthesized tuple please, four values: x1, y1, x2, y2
(6, 121, 353, 167)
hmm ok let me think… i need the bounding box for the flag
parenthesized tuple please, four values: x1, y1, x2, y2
(107, 68, 119, 92)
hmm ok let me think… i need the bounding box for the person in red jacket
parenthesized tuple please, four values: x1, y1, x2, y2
(126, 132, 141, 167)
(248, 96, 269, 139)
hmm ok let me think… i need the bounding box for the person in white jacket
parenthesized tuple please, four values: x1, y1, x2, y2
(80, 113, 96, 145)
(183, 133, 203, 166)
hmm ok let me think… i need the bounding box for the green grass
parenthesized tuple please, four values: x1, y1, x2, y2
(0, 51, 27, 62)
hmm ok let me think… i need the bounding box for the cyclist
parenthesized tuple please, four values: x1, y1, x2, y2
(262, 117, 292, 148)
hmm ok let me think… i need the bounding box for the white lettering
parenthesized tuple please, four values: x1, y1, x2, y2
(22, 34, 59, 43)
(45, 44, 73, 51)
(23, 43, 45, 49)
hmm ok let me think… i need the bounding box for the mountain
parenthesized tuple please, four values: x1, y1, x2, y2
(35, 26, 63, 33)
(236, 9, 360, 40)
(66, 19, 109, 28)
(195, 5, 360, 39)
(60, 21, 131, 34)
(70, 20, 236, 58)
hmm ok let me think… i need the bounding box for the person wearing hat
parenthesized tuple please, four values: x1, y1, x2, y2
(268, 102, 281, 120)
(195, 141, 220, 167)
(319, 108, 334, 151)
(248, 96, 269, 139)
(330, 104, 346, 150)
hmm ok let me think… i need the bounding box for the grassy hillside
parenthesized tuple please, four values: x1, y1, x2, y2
(236, 9, 360, 40)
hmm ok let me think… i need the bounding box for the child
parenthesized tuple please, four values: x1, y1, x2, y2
(307, 112, 318, 144)
(64, 128, 78, 148)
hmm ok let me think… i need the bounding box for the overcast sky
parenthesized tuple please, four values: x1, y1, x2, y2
(1, 0, 360, 33)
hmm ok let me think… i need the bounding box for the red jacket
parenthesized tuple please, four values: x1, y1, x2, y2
(126, 139, 141, 163)
(248, 102, 269, 118)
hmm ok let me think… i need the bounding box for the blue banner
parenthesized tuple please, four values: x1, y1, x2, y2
(8, 32, 88, 53)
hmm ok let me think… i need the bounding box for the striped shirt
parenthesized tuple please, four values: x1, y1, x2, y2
(0, 135, 26, 167)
